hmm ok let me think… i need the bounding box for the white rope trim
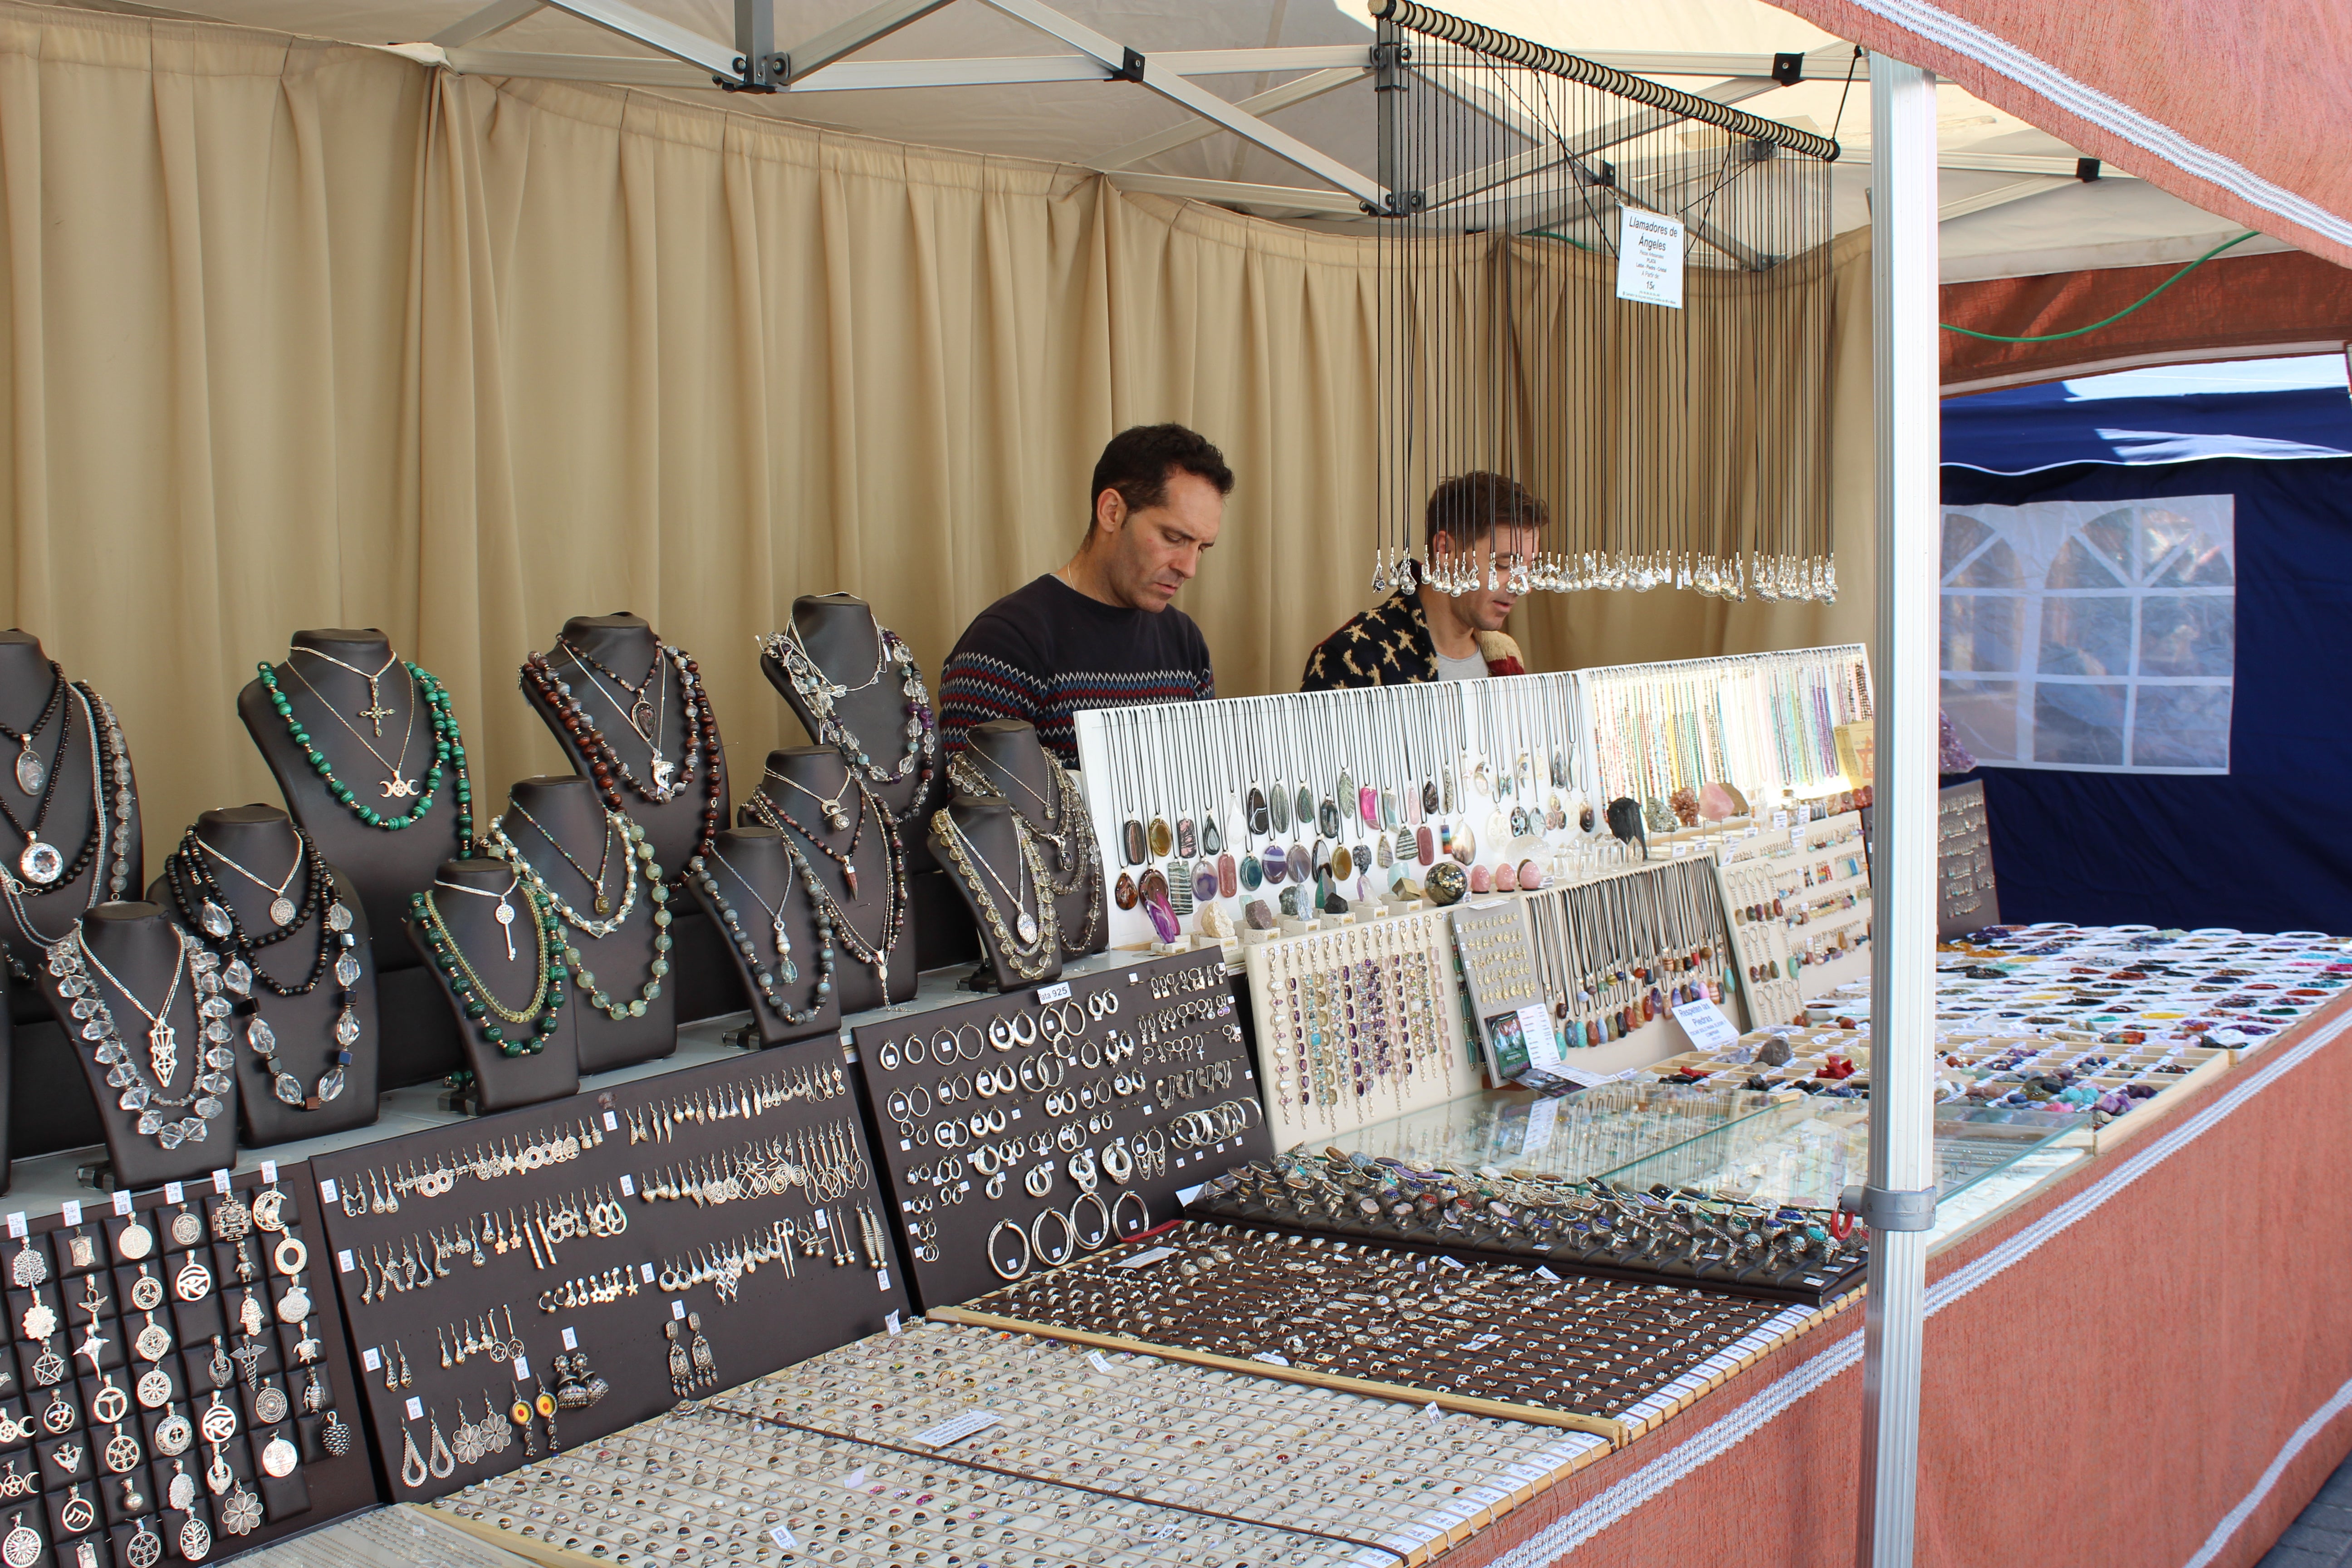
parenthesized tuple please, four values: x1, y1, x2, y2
(1843, 0, 2352, 251)
(1488, 1006, 2352, 1568)
(2183, 1375, 2352, 1568)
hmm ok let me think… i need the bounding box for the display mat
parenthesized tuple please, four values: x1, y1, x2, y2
(848, 948, 1270, 1310)
(0, 1161, 375, 1563)
(938, 1222, 1825, 1437)
(314, 1041, 906, 1504)
(1937, 781, 1999, 939)
(1184, 1147, 1868, 1308)
(426, 1319, 1612, 1568)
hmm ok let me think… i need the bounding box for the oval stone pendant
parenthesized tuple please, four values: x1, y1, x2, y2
(1146, 818, 1172, 858)
(1174, 816, 1196, 858)
(1216, 854, 1237, 899)
(1245, 787, 1268, 836)
(1121, 820, 1146, 867)
(1200, 813, 1221, 855)
(1267, 784, 1289, 834)
(1262, 844, 1285, 882)
(1294, 785, 1313, 825)
(1193, 862, 1219, 903)
(1112, 872, 1137, 911)
(14, 742, 41, 796)
(1240, 854, 1263, 892)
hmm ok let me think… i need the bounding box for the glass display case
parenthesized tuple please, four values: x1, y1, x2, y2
(1597, 1097, 2087, 1212)
(1331, 1081, 1786, 1182)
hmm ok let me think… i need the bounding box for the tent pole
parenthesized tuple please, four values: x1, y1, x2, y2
(1855, 50, 1940, 1568)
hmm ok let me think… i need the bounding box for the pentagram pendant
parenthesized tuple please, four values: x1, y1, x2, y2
(379, 775, 417, 799)
(17, 837, 59, 886)
(127, 1521, 162, 1568)
(11, 741, 38, 797)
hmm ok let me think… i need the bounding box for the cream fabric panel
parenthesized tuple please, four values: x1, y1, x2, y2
(0, 0, 1874, 854)
(0, 5, 428, 852)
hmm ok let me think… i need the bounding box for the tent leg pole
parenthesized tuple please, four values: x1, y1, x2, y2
(1857, 50, 1940, 1568)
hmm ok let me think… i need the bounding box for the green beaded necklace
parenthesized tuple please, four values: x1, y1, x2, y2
(409, 883, 566, 1056)
(256, 659, 475, 844)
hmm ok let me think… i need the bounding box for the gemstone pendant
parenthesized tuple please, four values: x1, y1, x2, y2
(1267, 785, 1289, 834)
(1112, 873, 1137, 911)
(247, 1018, 276, 1058)
(325, 902, 352, 932)
(593, 892, 611, 915)
(773, 916, 793, 958)
(334, 952, 360, 988)
(19, 837, 61, 885)
(268, 897, 296, 927)
(1015, 911, 1040, 945)
(14, 741, 40, 796)
(1200, 814, 1221, 855)
(223, 959, 253, 996)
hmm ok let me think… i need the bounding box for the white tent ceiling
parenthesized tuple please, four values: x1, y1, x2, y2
(122, 0, 2292, 281)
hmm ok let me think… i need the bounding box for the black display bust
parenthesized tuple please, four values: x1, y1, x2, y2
(145, 806, 382, 1147)
(35, 903, 227, 1189)
(0, 630, 142, 982)
(682, 827, 840, 1047)
(762, 594, 937, 872)
(488, 776, 677, 1075)
(238, 630, 472, 956)
(952, 720, 1106, 958)
(403, 858, 581, 1112)
(519, 614, 725, 887)
(929, 797, 1064, 992)
(742, 748, 914, 1014)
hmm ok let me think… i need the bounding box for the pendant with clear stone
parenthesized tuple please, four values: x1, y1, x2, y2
(1016, 911, 1039, 945)
(324, 902, 351, 933)
(247, 1018, 277, 1058)
(200, 901, 233, 939)
(223, 960, 252, 996)
(14, 740, 41, 795)
(334, 951, 360, 988)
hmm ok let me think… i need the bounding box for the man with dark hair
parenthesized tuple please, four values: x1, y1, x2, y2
(941, 423, 1231, 765)
(1300, 470, 1543, 689)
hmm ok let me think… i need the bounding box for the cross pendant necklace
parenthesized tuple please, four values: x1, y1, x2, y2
(294, 648, 402, 736)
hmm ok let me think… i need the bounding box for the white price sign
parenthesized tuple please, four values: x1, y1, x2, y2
(1615, 209, 1685, 309)
(1673, 995, 1742, 1053)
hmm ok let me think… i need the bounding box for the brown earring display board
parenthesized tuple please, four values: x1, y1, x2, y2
(311, 1041, 905, 1504)
(848, 949, 1270, 1312)
(0, 1161, 374, 1563)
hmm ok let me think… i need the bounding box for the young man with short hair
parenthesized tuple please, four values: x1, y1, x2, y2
(940, 424, 1231, 766)
(1300, 471, 1542, 689)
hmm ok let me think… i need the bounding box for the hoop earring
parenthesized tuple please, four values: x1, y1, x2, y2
(985, 1220, 1030, 1281)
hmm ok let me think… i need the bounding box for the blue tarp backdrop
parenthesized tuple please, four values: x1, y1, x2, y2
(1941, 454, 2352, 934)
(1944, 383, 2352, 472)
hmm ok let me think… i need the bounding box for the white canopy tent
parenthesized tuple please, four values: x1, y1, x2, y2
(98, 0, 2298, 283)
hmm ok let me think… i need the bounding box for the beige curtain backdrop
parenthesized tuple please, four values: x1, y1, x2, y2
(0, 0, 1874, 849)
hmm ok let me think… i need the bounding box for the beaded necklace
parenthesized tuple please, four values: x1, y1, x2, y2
(519, 641, 722, 872)
(255, 657, 473, 843)
(686, 843, 836, 1026)
(761, 622, 936, 826)
(162, 828, 361, 1111)
(932, 809, 1058, 980)
(944, 750, 1105, 952)
(408, 884, 565, 1057)
(742, 778, 905, 991)
(48, 927, 229, 1150)
(480, 811, 668, 1021)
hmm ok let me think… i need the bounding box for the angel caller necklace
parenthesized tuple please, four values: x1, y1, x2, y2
(50, 928, 230, 1149)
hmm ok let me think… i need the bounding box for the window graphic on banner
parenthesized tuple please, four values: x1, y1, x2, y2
(1939, 497, 2234, 774)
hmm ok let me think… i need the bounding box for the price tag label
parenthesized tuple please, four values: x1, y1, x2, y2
(59, 1201, 80, 1228)
(111, 1191, 132, 1218)
(1037, 982, 1073, 1004)
(259, 1161, 277, 1186)
(337, 1250, 354, 1274)
(1518, 1002, 1563, 1070)
(671, 1299, 686, 1320)
(163, 1183, 184, 1205)
(770, 1525, 800, 1552)
(562, 1328, 578, 1350)
(1423, 1401, 1443, 1423)
(1519, 1097, 1559, 1155)
(877, 1270, 891, 1292)
(1673, 996, 1741, 1053)
(813, 1209, 827, 1229)
(211, 1169, 231, 1195)
(4, 1214, 23, 1240)
(318, 1178, 338, 1205)
(640, 1263, 655, 1283)
(1085, 1350, 1116, 1375)
(618, 1176, 635, 1197)
(1614, 210, 1685, 308)
(362, 1348, 380, 1371)
(839, 1468, 868, 1490)
(885, 1311, 901, 1337)
(514, 1356, 530, 1382)
(1250, 1351, 1290, 1367)
(1113, 1247, 1177, 1270)
(911, 1410, 1000, 1447)
(1436, 1255, 1465, 1271)
(603, 1110, 619, 1132)
(405, 1396, 423, 1421)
